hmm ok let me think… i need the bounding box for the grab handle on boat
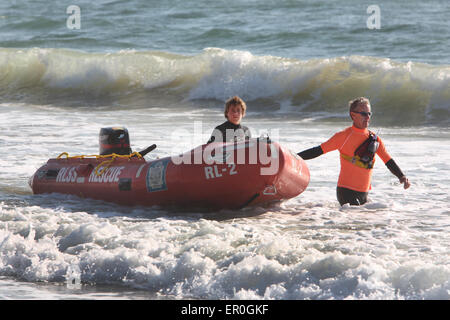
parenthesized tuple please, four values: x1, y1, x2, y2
(263, 185, 277, 195)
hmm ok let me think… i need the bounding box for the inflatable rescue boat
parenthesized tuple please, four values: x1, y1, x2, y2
(30, 127, 309, 210)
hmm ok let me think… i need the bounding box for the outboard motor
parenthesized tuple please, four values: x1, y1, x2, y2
(99, 127, 132, 155)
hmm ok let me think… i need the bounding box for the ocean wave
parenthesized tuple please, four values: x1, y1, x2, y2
(1, 47, 449, 126)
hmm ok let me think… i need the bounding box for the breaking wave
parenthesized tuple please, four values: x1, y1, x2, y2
(1, 47, 449, 126)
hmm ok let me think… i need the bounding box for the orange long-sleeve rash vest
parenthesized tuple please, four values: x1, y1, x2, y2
(320, 126, 392, 192)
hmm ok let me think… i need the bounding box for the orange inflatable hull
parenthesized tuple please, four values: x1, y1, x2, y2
(30, 139, 309, 210)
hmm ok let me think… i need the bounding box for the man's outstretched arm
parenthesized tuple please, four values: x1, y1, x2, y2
(297, 146, 324, 160)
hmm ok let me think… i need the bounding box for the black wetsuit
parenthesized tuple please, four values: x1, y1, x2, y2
(207, 121, 251, 144)
(336, 187, 369, 206)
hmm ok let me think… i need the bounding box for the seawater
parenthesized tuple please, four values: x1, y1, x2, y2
(0, 0, 449, 300)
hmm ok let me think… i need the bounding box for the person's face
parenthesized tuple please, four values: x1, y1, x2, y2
(351, 103, 372, 129)
(226, 104, 244, 125)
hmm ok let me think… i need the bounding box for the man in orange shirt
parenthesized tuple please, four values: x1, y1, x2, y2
(298, 97, 410, 206)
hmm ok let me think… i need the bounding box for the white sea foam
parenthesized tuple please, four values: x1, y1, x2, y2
(1, 181, 449, 300)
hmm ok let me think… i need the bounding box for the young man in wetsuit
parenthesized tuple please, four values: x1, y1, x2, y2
(297, 97, 411, 206)
(207, 96, 251, 144)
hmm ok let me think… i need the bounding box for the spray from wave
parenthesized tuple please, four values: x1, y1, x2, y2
(1, 47, 449, 126)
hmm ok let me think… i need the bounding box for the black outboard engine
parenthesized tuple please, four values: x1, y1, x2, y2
(99, 127, 132, 155)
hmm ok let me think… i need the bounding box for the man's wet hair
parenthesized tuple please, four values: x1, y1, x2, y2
(349, 97, 370, 112)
